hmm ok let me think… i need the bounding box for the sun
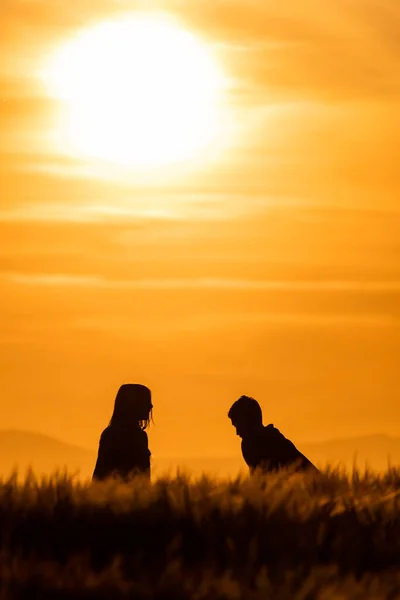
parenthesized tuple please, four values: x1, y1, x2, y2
(41, 13, 229, 169)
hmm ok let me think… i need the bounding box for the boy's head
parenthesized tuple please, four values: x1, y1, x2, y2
(228, 395, 263, 438)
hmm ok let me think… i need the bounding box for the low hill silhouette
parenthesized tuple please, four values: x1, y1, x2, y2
(0, 430, 95, 478)
(0, 430, 399, 478)
(300, 434, 400, 471)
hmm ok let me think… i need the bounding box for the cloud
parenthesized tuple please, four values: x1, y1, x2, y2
(4, 273, 400, 292)
(0, 193, 260, 223)
(1, 206, 398, 291)
(0, 202, 187, 223)
(1, 0, 399, 208)
(3, 0, 400, 102)
(182, 0, 400, 102)
(72, 311, 400, 336)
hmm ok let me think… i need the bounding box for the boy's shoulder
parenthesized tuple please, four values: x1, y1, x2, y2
(240, 424, 280, 452)
(262, 424, 286, 440)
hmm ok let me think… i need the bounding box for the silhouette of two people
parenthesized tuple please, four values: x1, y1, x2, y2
(93, 385, 317, 482)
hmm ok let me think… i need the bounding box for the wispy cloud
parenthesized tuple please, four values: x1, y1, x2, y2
(3, 0, 399, 101)
(182, 0, 400, 102)
(0, 203, 186, 223)
(72, 311, 400, 335)
(0, 195, 261, 223)
(4, 273, 400, 292)
(1, 0, 399, 206)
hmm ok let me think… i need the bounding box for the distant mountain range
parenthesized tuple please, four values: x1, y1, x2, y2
(0, 430, 95, 479)
(0, 430, 399, 479)
(300, 434, 400, 471)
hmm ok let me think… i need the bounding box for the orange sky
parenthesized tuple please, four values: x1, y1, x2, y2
(1, 0, 399, 459)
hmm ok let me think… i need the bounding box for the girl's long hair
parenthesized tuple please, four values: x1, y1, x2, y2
(109, 384, 153, 430)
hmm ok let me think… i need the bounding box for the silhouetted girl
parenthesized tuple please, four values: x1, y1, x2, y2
(92, 384, 153, 482)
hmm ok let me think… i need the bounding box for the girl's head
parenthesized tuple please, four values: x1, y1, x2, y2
(110, 384, 153, 430)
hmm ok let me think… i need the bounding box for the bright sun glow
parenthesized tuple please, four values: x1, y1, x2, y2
(42, 14, 228, 168)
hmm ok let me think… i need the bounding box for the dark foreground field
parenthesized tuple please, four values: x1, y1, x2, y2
(1, 466, 400, 599)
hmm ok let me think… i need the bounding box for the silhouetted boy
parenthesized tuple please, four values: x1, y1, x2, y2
(228, 395, 318, 475)
(93, 383, 153, 482)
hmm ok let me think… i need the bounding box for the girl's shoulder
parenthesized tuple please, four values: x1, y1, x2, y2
(130, 427, 149, 450)
(106, 424, 148, 441)
(132, 426, 148, 442)
(99, 426, 113, 442)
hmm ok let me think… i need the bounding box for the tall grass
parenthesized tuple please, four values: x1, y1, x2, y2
(1, 465, 400, 598)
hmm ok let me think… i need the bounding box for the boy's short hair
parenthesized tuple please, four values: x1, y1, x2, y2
(228, 395, 263, 423)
